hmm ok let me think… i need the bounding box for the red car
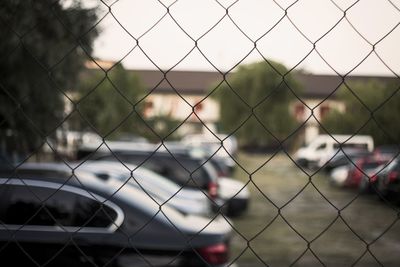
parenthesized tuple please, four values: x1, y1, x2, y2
(345, 156, 387, 188)
(375, 158, 400, 199)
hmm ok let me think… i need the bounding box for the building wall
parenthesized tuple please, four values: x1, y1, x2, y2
(145, 91, 346, 141)
(143, 93, 220, 135)
(291, 99, 345, 144)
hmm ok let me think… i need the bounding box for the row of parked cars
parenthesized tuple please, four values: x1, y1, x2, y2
(0, 134, 247, 266)
(295, 135, 400, 201)
(325, 145, 400, 199)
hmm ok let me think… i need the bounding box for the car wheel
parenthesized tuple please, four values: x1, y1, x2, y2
(377, 178, 389, 200)
(358, 177, 371, 194)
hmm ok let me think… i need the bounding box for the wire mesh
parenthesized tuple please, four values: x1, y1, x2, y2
(0, 0, 400, 266)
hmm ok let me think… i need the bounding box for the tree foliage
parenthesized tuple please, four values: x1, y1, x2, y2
(321, 80, 400, 146)
(214, 61, 301, 148)
(0, 0, 98, 154)
(77, 64, 145, 138)
(141, 115, 182, 142)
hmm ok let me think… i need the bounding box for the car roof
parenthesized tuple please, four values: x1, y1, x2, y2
(3, 161, 188, 200)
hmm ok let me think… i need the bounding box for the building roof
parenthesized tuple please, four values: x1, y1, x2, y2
(130, 69, 398, 98)
(294, 73, 399, 99)
(83, 61, 398, 98)
(129, 69, 224, 95)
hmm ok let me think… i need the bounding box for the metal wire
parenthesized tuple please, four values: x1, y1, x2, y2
(0, 0, 400, 266)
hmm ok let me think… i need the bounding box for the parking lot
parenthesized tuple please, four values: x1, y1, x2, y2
(230, 152, 400, 267)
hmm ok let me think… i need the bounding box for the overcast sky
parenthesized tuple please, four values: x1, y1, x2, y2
(89, 0, 400, 76)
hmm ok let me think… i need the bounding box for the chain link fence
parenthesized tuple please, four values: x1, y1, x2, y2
(1, 0, 400, 266)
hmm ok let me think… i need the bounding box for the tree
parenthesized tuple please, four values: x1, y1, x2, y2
(141, 115, 182, 142)
(0, 0, 98, 156)
(214, 61, 301, 148)
(321, 80, 400, 146)
(76, 64, 146, 138)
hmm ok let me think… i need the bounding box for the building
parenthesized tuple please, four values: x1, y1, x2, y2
(130, 69, 397, 143)
(83, 61, 397, 144)
(129, 70, 222, 135)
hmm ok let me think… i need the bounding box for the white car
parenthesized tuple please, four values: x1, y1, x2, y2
(295, 134, 374, 168)
(217, 177, 250, 216)
(330, 165, 350, 186)
(77, 161, 213, 216)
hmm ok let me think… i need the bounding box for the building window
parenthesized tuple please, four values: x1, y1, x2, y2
(294, 103, 305, 121)
(143, 101, 154, 117)
(320, 105, 330, 119)
(194, 102, 203, 112)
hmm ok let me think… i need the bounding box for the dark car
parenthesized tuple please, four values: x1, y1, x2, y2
(160, 141, 235, 176)
(322, 150, 372, 173)
(0, 171, 233, 267)
(92, 150, 219, 197)
(373, 158, 400, 199)
(0, 162, 214, 216)
(158, 142, 234, 178)
(373, 145, 400, 161)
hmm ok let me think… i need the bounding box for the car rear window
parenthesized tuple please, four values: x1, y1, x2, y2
(97, 153, 214, 189)
(0, 184, 117, 228)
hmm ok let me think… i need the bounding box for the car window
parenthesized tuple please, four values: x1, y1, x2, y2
(0, 184, 117, 228)
(162, 157, 211, 188)
(96, 153, 212, 189)
(316, 143, 327, 150)
(98, 154, 165, 174)
(132, 168, 180, 194)
(11, 169, 70, 179)
(393, 161, 400, 172)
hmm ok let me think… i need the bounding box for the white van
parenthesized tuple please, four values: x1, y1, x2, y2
(294, 134, 374, 168)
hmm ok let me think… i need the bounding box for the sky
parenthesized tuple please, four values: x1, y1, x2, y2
(88, 0, 400, 76)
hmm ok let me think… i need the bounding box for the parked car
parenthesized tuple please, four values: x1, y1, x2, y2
(295, 134, 374, 168)
(0, 154, 13, 170)
(329, 165, 350, 187)
(181, 134, 238, 156)
(86, 148, 249, 217)
(77, 140, 154, 160)
(0, 173, 233, 266)
(158, 142, 249, 216)
(373, 145, 400, 161)
(160, 141, 234, 177)
(372, 157, 400, 199)
(181, 134, 237, 171)
(80, 160, 214, 216)
(88, 150, 219, 197)
(320, 149, 371, 173)
(0, 162, 213, 216)
(345, 156, 386, 188)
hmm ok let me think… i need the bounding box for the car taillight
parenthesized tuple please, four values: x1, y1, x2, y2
(197, 243, 228, 265)
(208, 181, 218, 199)
(370, 174, 378, 183)
(388, 171, 399, 183)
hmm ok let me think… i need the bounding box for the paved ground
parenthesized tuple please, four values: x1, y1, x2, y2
(229, 153, 400, 267)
